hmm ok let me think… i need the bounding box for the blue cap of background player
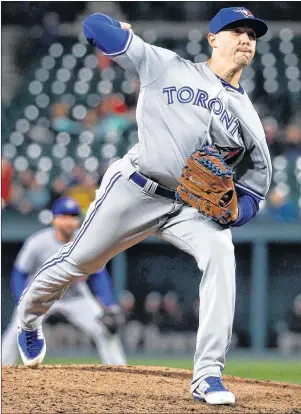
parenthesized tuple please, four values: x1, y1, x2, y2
(51, 197, 81, 217)
(210, 7, 268, 39)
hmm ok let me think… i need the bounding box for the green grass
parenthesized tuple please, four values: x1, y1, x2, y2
(224, 360, 301, 384)
(43, 357, 301, 385)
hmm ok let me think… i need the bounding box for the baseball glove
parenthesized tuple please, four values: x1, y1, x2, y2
(176, 146, 238, 225)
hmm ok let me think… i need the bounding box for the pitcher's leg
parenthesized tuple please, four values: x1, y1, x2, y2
(191, 231, 235, 391)
(18, 257, 78, 331)
(159, 209, 236, 392)
(17, 169, 119, 330)
(18, 167, 166, 331)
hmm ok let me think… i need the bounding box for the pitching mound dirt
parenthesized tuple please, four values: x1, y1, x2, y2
(2, 365, 301, 413)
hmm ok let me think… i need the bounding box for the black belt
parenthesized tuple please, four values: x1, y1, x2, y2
(130, 171, 175, 200)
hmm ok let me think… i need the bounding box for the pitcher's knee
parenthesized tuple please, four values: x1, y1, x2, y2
(56, 257, 88, 279)
(209, 232, 234, 258)
(196, 232, 234, 272)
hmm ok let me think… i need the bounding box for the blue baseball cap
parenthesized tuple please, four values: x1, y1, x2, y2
(210, 7, 268, 38)
(51, 197, 81, 217)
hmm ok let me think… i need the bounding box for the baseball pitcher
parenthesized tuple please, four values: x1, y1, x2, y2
(3, 197, 126, 366)
(17, 7, 271, 405)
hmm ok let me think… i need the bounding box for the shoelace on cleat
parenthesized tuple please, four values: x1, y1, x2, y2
(25, 329, 42, 351)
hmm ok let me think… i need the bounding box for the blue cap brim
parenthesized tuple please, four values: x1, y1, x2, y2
(218, 18, 268, 38)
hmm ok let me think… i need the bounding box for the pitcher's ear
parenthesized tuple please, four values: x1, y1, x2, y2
(208, 32, 218, 48)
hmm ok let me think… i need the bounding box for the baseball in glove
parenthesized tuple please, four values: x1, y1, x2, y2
(176, 146, 238, 225)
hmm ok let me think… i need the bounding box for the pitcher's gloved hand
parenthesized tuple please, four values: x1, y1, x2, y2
(176, 145, 238, 225)
(100, 304, 126, 334)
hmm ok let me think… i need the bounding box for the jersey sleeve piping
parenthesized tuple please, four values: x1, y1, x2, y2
(234, 181, 265, 200)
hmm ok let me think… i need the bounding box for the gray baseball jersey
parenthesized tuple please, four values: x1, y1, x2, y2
(112, 32, 272, 197)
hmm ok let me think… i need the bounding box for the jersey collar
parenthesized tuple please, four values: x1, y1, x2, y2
(215, 74, 244, 95)
(201, 62, 245, 95)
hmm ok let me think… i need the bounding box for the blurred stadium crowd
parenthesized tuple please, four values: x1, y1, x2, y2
(2, 2, 301, 223)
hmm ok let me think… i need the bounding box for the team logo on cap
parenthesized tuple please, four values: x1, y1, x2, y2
(233, 8, 254, 18)
(66, 200, 76, 208)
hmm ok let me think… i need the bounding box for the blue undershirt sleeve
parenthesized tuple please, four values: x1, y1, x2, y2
(83, 13, 130, 55)
(11, 266, 28, 305)
(89, 267, 116, 307)
(231, 186, 261, 227)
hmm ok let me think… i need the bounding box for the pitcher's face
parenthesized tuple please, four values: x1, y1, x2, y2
(209, 25, 256, 69)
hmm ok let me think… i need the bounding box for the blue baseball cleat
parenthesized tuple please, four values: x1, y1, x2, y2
(17, 326, 46, 368)
(192, 376, 235, 405)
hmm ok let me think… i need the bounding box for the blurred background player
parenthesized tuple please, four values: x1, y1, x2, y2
(2, 196, 126, 366)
